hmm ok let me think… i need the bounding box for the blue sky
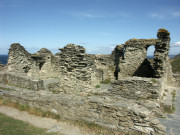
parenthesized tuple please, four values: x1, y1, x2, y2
(0, 0, 180, 55)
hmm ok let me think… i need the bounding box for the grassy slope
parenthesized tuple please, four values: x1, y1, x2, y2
(0, 113, 60, 135)
(171, 54, 180, 74)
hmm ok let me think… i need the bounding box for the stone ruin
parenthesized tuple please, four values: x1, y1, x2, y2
(0, 28, 176, 135)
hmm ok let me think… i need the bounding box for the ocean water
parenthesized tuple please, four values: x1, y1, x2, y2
(0, 55, 8, 65)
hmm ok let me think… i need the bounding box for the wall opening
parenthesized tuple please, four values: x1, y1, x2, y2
(133, 45, 155, 78)
(147, 45, 155, 59)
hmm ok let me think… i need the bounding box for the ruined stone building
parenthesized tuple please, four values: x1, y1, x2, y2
(0, 28, 175, 135)
(2, 28, 174, 93)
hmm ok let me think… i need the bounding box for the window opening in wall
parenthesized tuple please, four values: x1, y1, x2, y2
(133, 45, 155, 78)
(39, 62, 44, 70)
(147, 45, 155, 60)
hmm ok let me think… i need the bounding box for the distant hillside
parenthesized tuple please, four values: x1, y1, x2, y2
(171, 53, 180, 73)
(174, 54, 180, 59)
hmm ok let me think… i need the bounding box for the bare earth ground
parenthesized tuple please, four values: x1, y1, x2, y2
(0, 106, 93, 135)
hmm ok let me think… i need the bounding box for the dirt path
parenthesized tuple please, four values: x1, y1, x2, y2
(0, 106, 92, 135)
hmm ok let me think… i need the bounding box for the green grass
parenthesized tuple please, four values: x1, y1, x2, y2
(163, 105, 174, 114)
(163, 90, 176, 114)
(171, 55, 180, 73)
(95, 84, 101, 88)
(0, 113, 60, 135)
(0, 97, 142, 135)
(100, 79, 111, 84)
(0, 86, 15, 91)
(151, 78, 157, 83)
(0, 98, 62, 120)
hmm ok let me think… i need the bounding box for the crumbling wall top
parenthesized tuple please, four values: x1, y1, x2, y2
(125, 39, 157, 47)
(157, 28, 170, 40)
(37, 48, 52, 55)
(59, 44, 86, 54)
(9, 43, 31, 57)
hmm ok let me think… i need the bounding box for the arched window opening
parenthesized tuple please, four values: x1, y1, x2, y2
(147, 45, 155, 59)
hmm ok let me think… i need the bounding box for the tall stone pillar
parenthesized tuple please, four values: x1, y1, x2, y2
(153, 28, 170, 78)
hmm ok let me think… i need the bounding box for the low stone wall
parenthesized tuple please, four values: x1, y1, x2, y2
(111, 77, 162, 100)
(0, 89, 166, 135)
(0, 72, 44, 90)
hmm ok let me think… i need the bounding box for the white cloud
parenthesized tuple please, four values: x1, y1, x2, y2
(71, 12, 105, 19)
(171, 11, 180, 18)
(150, 10, 180, 20)
(87, 45, 116, 54)
(172, 41, 180, 46)
(150, 13, 165, 19)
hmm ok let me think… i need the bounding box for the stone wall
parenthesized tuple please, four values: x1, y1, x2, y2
(112, 39, 156, 79)
(30, 48, 60, 79)
(6, 43, 103, 86)
(110, 77, 162, 100)
(7, 43, 33, 74)
(57, 44, 92, 82)
(6, 29, 174, 86)
(0, 63, 5, 71)
(153, 29, 175, 86)
(0, 28, 175, 135)
(0, 88, 166, 135)
(0, 72, 44, 90)
(112, 29, 174, 86)
(93, 54, 115, 82)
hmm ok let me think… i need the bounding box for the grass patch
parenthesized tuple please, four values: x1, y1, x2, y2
(0, 98, 117, 135)
(171, 54, 180, 73)
(0, 98, 62, 120)
(109, 66, 115, 71)
(95, 85, 101, 88)
(171, 90, 176, 112)
(0, 113, 59, 135)
(171, 90, 176, 102)
(100, 79, 111, 84)
(0, 98, 141, 135)
(163, 90, 176, 114)
(151, 78, 158, 83)
(163, 105, 174, 114)
(0, 86, 15, 91)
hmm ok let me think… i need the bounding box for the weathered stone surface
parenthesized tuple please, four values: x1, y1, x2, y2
(0, 28, 176, 135)
(112, 39, 156, 78)
(7, 43, 33, 74)
(0, 72, 44, 90)
(0, 63, 5, 71)
(111, 77, 162, 100)
(0, 84, 166, 135)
